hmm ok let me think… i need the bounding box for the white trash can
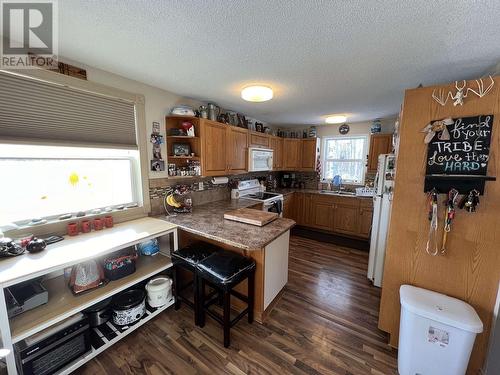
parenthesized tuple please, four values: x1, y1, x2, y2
(398, 285, 483, 375)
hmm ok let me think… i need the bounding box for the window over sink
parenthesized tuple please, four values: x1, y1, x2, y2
(322, 136, 368, 184)
(0, 144, 142, 226)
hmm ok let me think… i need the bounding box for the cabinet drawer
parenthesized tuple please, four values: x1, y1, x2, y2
(249, 132, 270, 148)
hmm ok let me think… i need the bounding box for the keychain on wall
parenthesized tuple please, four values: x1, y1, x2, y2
(440, 188, 459, 255)
(426, 188, 439, 256)
(459, 189, 480, 212)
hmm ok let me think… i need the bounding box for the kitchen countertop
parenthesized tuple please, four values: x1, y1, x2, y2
(160, 199, 295, 250)
(274, 188, 373, 199)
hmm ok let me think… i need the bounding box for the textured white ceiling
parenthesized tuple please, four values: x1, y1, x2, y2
(59, 0, 500, 126)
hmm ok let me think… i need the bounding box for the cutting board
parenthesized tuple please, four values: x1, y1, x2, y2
(224, 208, 278, 226)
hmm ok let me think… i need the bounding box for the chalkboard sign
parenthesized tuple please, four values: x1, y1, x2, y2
(424, 115, 494, 194)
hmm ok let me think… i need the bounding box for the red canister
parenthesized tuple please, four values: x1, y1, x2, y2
(81, 220, 91, 233)
(104, 215, 113, 228)
(67, 222, 79, 236)
(93, 218, 104, 231)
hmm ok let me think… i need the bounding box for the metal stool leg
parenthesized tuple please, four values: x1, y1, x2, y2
(223, 289, 231, 348)
(173, 266, 180, 310)
(247, 271, 254, 324)
(198, 277, 206, 328)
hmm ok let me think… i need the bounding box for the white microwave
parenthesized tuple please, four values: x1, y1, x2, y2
(248, 147, 273, 172)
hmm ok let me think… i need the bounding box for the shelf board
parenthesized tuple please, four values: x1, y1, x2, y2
(166, 136, 199, 139)
(10, 254, 173, 343)
(0, 217, 177, 288)
(167, 175, 200, 179)
(57, 298, 175, 375)
(168, 155, 200, 160)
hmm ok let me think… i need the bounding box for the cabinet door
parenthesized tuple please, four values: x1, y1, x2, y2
(367, 134, 392, 173)
(358, 207, 373, 238)
(333, 204, 360, 236)
(283, 194, 294, 220)
(310, 199, 334, 231)
(269, 136, 283, 170)
(249, 132, 270, 148)
(283, 139, 301, 170)
(301, 139, 317, 170)
(227, 127, 248, 173)
(202, 120, 227, 176)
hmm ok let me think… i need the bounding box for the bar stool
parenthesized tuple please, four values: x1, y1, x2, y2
(171, 242, 219, 326)
(196, 250, 256, 347)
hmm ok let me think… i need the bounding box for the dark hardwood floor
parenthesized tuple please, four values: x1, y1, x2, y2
(75, 235, 398, 375)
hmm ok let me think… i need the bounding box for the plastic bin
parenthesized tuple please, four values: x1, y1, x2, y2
(398, 285, 483, 375)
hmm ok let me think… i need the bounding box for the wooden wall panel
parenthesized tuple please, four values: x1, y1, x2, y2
(379, 77, 500, 374)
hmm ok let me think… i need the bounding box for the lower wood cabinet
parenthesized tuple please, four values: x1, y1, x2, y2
(290, 192, 373, 239)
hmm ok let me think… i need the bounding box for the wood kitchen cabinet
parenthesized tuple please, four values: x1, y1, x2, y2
(291, 193, 373, 239)
(249, 131, 270, 148)
(201, 119, 248, 176)
(282, 193, 294, 220)
(283, 139, 302, 170)
(367, 134, 392, 173)
(301, 138, 317, 171)
(226, 126, 248, 173)
(269, 136, 283, 170)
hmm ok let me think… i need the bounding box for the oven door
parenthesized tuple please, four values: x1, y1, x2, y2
(264, 200, 283, 217)
(248, 148, 273, 172)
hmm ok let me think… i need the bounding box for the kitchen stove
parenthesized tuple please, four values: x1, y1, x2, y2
(237, 180, 284, 216)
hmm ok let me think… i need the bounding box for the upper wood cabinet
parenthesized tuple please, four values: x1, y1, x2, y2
(201, 119, 248, 176)
(227, 126, 248, 173)
(367, 134, 392, 173)
(269, 136, 283, 170)
(201, 120, 227, 176)
(249, 131, 270, 148)
(283, 139, 302, 170)
(301, 138, 317, 171)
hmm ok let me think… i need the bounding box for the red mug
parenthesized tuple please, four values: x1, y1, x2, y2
(104, 215, 113, 228)
(67, 222, 79, 236)
(93, 218, 104, 231)
(81, 220, 91, 233)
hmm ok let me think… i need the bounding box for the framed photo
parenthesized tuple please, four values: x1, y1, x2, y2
(153, 145, 162, 160)
(151, 160, 165, 172)
(173, 143, 191, 156)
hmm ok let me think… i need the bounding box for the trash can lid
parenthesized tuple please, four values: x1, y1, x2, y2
(400, 285, 483, 333)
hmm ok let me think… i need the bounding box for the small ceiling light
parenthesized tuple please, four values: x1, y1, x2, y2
(325, 115, 347, 124)
(241, 86, 273, 102)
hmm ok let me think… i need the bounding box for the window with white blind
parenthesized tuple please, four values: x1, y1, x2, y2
(0, 71, 144, 227)
(322, 136, 368, 184)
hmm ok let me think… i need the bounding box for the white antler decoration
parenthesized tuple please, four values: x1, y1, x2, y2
(432, 75, 495, 106)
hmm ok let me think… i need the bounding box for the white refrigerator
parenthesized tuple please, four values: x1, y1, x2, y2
(367, 154, 395, 287)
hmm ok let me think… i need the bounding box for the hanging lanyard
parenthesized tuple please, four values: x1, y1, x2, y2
(426, 189, 439, 256)
(441, 188, 459, 255)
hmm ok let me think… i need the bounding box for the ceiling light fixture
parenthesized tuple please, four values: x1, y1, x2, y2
(241, 86, 273, 102)
(325, 115, 347, 124)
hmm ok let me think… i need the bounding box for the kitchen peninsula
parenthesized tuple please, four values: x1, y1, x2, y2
(161, 198, 295, 322)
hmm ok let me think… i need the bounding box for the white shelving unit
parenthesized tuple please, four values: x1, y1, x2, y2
(0, 217, 178, 375)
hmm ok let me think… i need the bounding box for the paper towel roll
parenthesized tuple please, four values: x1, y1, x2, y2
(212, 177, 229, 184)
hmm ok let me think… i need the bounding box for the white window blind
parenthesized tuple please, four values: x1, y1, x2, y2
(0, 71, 137, 148)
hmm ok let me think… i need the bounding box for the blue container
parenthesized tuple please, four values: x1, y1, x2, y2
(136, 239, 160, 256)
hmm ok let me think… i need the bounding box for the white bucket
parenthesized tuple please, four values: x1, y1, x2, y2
(145, 277, 172, 308)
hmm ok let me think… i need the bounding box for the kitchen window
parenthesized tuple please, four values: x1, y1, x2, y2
(0, 144, 141, 226)
(322, 136, 368, 184)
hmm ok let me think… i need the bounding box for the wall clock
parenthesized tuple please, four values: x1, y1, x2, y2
(339, 123, 350, 135)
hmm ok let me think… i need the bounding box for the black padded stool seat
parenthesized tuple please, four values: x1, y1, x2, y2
(196, 250, 256, 347)
(171, 242, 219, 326)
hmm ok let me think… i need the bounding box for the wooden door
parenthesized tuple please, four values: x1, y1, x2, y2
(310, 197, 334, 231)
(283, 193, 294, 220)
(301, 139, 317, 170)
(367, 134, 392, 173)
(333, 204, 359, 236)
(283, 139, 301, 170)
(269, 136, 283, 170)
(202, 120, 227, 176)
(227, 127, 248, 173)
(358, 207, 373, 238)
(249, 132, 270, 148)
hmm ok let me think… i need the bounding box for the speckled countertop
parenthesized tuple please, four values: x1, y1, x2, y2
(159, 199, 295, 250)
(274, 188, 372, 199)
